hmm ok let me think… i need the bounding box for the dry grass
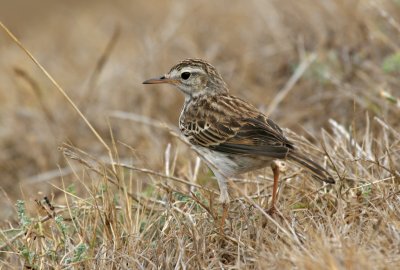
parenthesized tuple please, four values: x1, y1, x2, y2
(0, 0, 399, 269)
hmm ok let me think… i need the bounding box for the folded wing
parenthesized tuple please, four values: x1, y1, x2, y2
(181, 94, 294, 159)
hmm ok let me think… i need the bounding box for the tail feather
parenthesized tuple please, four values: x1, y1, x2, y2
(287, 151, 335, 184)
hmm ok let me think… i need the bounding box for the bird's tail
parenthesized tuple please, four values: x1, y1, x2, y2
(287, 151, 335, 184)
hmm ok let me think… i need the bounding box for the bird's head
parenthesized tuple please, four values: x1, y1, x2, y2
(143, 58, 228, 97)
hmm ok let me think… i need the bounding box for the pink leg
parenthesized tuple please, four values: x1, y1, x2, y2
(267, 164, 280, 215)
(220, 203, 228, 233)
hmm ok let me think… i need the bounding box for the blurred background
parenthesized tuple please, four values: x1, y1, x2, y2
(0, 0, 399, 220)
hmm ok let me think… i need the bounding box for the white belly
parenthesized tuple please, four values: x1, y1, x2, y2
(195, 146, 272, 177)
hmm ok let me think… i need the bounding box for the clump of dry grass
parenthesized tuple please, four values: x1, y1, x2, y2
(1, 120, 398, 269)
(0, 0, 400, 268)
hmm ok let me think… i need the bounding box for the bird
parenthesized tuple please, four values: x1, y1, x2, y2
(143, 58, 334, 222)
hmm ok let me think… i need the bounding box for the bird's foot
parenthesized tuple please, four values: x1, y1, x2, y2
(266, 206, 276, 216)
(262, 205, 284, 228)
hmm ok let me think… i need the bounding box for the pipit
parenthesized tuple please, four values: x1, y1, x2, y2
(143, 58, 334, 221)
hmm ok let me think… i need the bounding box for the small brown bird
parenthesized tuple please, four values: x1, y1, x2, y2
(143, 58, 334, 218)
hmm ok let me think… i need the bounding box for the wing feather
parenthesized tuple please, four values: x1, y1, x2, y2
(180, 94, 294, 158)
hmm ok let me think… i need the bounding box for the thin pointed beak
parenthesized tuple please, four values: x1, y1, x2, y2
(143, 75, 174, 84)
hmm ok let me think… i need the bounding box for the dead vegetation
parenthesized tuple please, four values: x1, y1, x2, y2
(0, 0, 399, 269)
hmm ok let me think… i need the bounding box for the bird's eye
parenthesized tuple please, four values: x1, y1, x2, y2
(181, 72, 191, 80)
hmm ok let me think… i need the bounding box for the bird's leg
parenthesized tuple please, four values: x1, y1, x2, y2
(221, 202, 228, 232)
(267, 161, 280, 215)
(213, 171, 230, 233)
